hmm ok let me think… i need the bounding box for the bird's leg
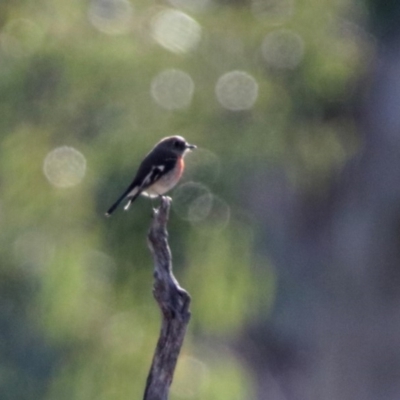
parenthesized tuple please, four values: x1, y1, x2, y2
(150, 197, 157, 214)
(155, 194, 164, 211)
(149, 194, 162, 214)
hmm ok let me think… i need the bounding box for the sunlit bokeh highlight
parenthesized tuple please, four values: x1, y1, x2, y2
(184, 148, 221, 184)
(88, 0, 133, 35)
(151, 69, 194, 110)
(261, 29, 304, 69)
(173, 182, 231, 230)
(151, 9, 202, 53)
(215, 71, 259, 111)
(187, 192, 214, 223)
(194, 195, 231, 231)
(43, 146, 87, 188)
(173, 182, 212, 221)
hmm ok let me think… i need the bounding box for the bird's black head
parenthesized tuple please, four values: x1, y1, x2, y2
(158, 135, 196, 155)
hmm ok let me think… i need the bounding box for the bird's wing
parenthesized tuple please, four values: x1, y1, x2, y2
(105, 157, 177, 217)
(135, 156, 177, 191)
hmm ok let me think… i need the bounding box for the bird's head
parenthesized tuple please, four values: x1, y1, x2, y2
(158, 135, 197, 156)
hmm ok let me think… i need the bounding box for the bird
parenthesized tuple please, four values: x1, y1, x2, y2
(105, 135, 196, 217)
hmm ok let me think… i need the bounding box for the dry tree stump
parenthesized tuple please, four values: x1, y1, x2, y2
(143, 196, 191, 400)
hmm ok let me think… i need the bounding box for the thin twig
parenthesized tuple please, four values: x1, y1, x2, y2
(143, 196, 191, 400)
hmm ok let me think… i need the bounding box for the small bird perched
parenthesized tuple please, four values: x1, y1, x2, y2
(105, 135, 196, 217)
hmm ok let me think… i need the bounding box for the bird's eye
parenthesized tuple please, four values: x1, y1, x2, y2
(174, 140, 182, 148)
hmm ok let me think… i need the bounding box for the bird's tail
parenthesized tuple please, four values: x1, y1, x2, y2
(105, 188, 141, 217)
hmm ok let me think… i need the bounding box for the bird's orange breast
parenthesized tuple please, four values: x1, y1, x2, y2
(143, 156, 184, 197)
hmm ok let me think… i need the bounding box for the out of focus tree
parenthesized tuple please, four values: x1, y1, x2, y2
(238, 1, 400, 400)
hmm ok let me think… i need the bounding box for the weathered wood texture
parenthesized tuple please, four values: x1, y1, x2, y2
(143, 197, 191, 400)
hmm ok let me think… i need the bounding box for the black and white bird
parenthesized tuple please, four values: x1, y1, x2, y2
(105, 135, 196, 217)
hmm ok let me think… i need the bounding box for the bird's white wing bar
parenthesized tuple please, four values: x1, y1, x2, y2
(127, 165, 166, 198)
(154, 165, 165, 172)
(146, 165, 165, 184)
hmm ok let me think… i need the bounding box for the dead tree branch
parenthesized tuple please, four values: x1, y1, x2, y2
(143, 196, 191, 400)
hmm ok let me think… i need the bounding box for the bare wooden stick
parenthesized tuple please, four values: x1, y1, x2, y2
(143, 196, 191, 400)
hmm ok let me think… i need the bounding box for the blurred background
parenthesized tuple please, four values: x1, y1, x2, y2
(1, 0, 400, 399)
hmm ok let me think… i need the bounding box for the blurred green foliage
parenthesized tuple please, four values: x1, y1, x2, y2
(0, 0, 367, 398)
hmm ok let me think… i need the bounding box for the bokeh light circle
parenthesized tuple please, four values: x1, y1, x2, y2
(151, 9, 202, 53)
(88, 0, 133, 35)
(173, 182, 212, 222)
(43, 146, 87, 188)
(173, 182, 231, 230)
(187, 192, 214, 222)
(151, 69, 194, 110)
(261, 29, 305, 69)
(184, 147, 221, 184)
(198, 194, 231, 231)
(215, 70, 259, 111)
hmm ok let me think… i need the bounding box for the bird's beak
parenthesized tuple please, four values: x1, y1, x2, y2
(186, 143, 197, 150)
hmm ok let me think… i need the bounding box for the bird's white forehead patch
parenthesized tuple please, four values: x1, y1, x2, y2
(162, 135, 185, 143)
